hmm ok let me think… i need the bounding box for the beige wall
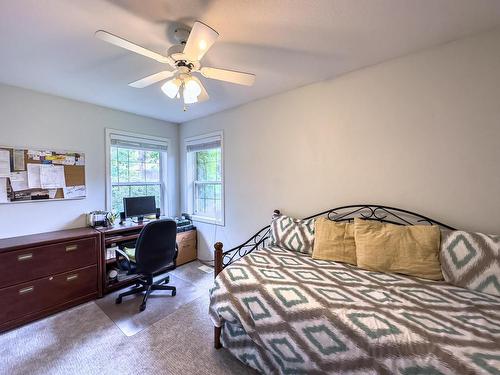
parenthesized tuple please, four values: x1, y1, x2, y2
(0, 84, 179, 238)
(180, 28, 500, 261)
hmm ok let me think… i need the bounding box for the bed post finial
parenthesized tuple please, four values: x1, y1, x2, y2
(273, 209, 281, 217)
(214, 242, 224, 279)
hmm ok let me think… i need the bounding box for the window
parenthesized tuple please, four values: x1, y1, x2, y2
(186, 132, 224, 225)
(106, 130, 169, 215)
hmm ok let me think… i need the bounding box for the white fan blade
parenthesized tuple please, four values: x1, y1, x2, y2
(183, 21, 219, 62)
(200, 67, 255, 86)
(95, 30, 172, 65)
(129, 71, 175, 88)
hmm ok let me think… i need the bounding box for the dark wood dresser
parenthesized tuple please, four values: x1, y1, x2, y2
(0, 227, 101, 332)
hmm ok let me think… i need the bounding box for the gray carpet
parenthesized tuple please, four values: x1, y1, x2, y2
(0, 261, 256, 375)
(96, 274, 203, 336)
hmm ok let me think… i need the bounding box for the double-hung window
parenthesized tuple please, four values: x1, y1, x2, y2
(185, 131, 224, 225)
(106, 129, 169, 215)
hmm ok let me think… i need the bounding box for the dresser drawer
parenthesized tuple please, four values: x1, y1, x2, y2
(0, 265, 97, 325)
(0, 237, 97, 287)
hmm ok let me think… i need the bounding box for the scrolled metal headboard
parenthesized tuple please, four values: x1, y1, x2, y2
(213, 204, 455, 274)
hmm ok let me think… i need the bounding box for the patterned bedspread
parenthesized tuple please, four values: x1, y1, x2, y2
(209, 246, 500, 375)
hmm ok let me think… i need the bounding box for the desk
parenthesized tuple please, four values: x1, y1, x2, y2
(96, 219, 197, 295)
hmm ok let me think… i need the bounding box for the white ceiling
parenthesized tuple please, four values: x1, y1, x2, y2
(1, 0, 500, 123)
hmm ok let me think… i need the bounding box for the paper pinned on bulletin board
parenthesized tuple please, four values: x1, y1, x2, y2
(0, 150, 11, 178)
(10, 171, 29, 191)
(76, 155, 85, 166)
(27, 150, 41, 161)
(13, 149, 25, 171)
(27, 163, 42, 189)
(63, 185, 86, 199)
(40, 164, 66, 189)
(63, 155, 76, 165)
(0, 178, 8, 203)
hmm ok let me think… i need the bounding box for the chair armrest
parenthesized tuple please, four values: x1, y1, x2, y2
(115, 248, 130, 262)
(115, 248, 132, 271)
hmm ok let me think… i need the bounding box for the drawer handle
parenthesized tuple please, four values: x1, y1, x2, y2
(65, 245, 78, 252)
(66, 274, 78, 281)
(19, 286, 34, 295)
(17, 253, 33, 261)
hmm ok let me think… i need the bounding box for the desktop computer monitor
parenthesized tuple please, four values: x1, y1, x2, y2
(123, 196, 156, 223)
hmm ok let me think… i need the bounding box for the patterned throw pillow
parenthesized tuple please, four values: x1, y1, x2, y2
(270, 215, 315, 254)
(440, 230, 500, 297)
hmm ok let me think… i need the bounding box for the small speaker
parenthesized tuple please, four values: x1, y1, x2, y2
(119, 212, 125, 225)
(156, 208, 161, 219)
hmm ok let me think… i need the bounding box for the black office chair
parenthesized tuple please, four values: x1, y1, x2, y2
(115, 219, 178, 312)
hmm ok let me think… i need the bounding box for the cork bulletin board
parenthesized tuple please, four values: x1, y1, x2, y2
(0, 146, 86, 204)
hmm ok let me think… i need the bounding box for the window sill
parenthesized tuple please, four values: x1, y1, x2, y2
(191, 214, 225, 227)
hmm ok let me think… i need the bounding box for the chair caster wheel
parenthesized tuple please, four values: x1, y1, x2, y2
(115, 297, 122, 304)
(139, 304, 146, 312)
(164, 276, 170, 284)
(172, 290, 176, 297)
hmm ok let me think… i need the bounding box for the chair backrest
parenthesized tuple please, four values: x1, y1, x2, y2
(134, 219, 177, 274)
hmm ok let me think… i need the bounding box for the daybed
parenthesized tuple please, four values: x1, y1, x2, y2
(209, 205, 500, 374)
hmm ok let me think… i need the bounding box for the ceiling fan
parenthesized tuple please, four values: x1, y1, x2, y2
(95, 21, 255, 110)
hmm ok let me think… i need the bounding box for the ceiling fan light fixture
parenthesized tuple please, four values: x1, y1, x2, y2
(161, 78, 181, 98)
(184, 77, 202, 98)
(183, 78, 201, 104)
(183, 93, 198, 104)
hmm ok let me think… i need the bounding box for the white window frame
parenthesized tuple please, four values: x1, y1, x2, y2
(185, 130, 225, 226)
(105, 128, 170, 215)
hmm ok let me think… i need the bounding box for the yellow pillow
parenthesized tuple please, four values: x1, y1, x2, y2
(312, 218, 357, 265)
(354, 218, 442, 280)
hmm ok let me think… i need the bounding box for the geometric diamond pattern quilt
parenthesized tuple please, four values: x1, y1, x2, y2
(209, 246, 500, 374)
(441, 230, 500, 297)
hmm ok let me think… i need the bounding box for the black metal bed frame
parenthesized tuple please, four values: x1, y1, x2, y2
(212, 204, 455, 349)
(214, 204, 455, 272)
